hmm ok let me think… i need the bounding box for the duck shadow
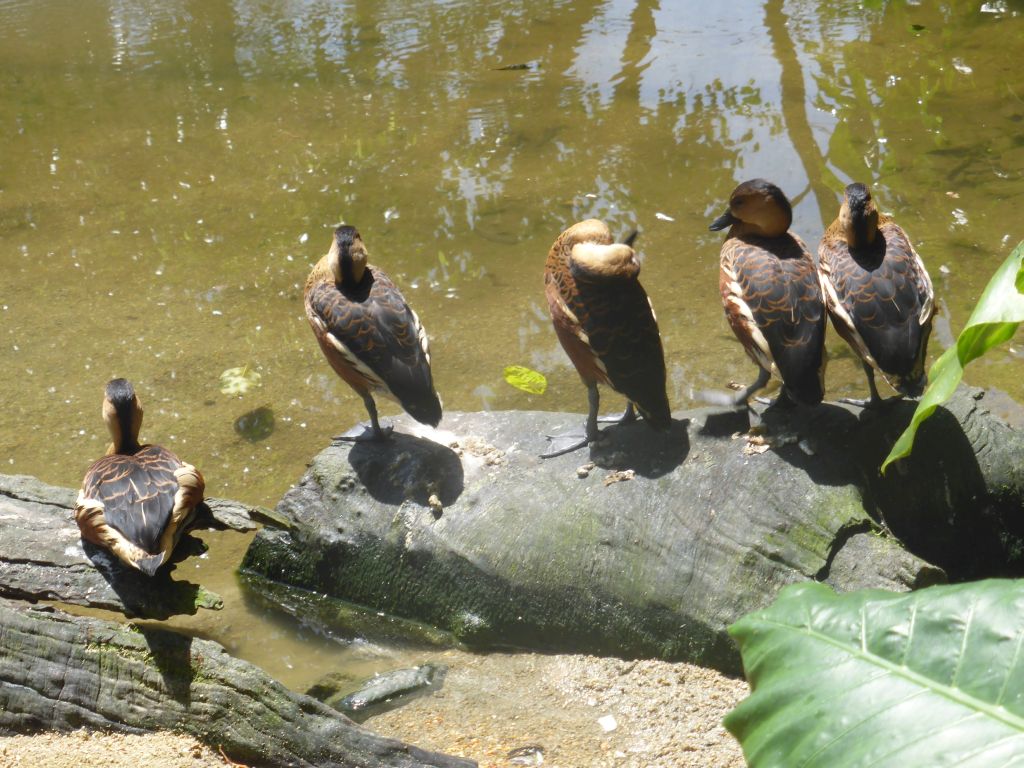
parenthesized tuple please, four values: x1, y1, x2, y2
(697, 401, 860, 488)
(839, 400, 1009, 578)
(589, 417, 690, 478)
(762, 402, 862, 488)
(348, 432, 465, 507)
(135, 625, 194, 706)
(719, 396, 1017, 579)
(82, 535, 215, 620)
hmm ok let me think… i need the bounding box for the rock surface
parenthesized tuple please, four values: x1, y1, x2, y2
(241, 388, 1022, 673)
(308, 664, 448, 722)
(0, 473, 263, 618)
(0, 597, 474, 768)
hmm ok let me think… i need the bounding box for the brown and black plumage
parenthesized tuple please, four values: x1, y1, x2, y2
(305, 225, 441, 440)
(75, 378, 204, 576)
(543, 218, 671, 457)
(818, 182, 934, 405)
(709, 179, 826, 407)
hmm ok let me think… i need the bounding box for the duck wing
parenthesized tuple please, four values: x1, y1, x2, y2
(307, 267, 441, 426)
(571, 275, 671, 428)
(80, 446, 181, 555)
(820, 222, 933, 385)
(722, 233, 825, 404)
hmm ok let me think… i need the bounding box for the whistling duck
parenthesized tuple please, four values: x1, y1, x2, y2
(305, 225, 441, 440)
(818, 182, 934, 405)
(75, 379, 205, 576)
(543, 219, 671, 457)
(709, 179, 826, 406)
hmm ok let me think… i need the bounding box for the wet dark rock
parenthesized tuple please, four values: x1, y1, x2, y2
(204, 496, 282, 532)
(308, 664, 447, 722)
(0, 473, 270, 618)
(0, 597, 474, 768)
(240, 570, 456, 649)
(243, 388, 1024, 673)
(234, 406, 276, 442)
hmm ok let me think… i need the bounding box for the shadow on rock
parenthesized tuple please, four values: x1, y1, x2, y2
(697, 407, 751, 438)
(590, 417, 690, 478)
(761, 402, 862, 488)
(349, 433, 465, 507)
(852, 402, 1014, 579)
(136, 626, 194, 706)
(82, 538, 221, 619)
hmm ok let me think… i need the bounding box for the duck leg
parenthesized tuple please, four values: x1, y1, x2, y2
(598, 401, 637, 425)
(736, 367, 772, 405)
(541, 382, 600, 458)
(839, 362, 889, 408)
(699, 367, 771, 408)
(333, 393, 394, 442)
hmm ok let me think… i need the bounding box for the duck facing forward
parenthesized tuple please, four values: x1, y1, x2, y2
(818, 182, 934, 406)
(305, 225, 442, 440)
(709, 179, 826, 407)
(543, 219, 671, 458)
(75, 378, 205, 576)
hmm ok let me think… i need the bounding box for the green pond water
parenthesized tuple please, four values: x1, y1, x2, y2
(2, 0, 1023, 694)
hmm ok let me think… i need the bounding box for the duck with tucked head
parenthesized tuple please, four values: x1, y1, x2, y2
(75, 378, 205, 576)
(818, 182, 934, 406)
(305, 225, 442, 440)
(543, 218, 671, 458)
(708, 179, 826, 407)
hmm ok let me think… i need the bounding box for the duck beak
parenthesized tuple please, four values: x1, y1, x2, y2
(709, 210, 738, 232)
(621, 229, 639, 248)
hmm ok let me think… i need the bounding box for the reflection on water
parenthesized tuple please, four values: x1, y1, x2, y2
(1, 0, 1022, 687)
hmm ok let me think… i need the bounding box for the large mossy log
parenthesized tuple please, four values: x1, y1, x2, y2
(0, 598, 473, 768)
(242, 387, 1023, 673)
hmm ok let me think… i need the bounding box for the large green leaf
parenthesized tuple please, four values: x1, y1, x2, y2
(726, 581, 1024, 768)
(881, 242, 1024, 473)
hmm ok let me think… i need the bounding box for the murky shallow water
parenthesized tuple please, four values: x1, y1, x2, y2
(2, 0, 1023, 711)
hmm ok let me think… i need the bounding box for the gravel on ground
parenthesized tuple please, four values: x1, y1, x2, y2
(0, 652, 748, 768)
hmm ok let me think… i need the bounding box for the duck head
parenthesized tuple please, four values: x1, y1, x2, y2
(328, 225, 369, 286)
(838, 182, 880, 249)
(560, 219, 641, 281)
(102, 378, 143, 455)
(709, 178, 793, 238)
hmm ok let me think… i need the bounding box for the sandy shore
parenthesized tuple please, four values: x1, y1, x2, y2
(0, 653, 746, 768)
(0, 730, 228, 768)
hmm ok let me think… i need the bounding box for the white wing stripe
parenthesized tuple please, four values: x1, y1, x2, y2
(324, 330, 392, 396)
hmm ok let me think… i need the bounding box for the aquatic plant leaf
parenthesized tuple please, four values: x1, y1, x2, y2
(219, 366, 262, 396)
(726, 580, 1024, 768)
(881, 242, 1024, 473)
(503, 365, 547, 395)
(234, 406, 275, 441)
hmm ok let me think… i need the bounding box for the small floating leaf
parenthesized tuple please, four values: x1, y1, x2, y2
(503, 365, 547, 395)
(220, 366, 262, 396)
